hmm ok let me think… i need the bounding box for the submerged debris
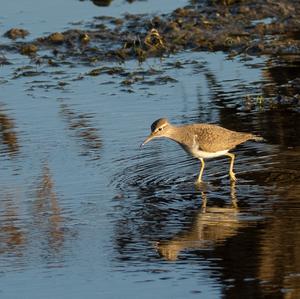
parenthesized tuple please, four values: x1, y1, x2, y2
(48, 32, 65, 44)
(4, 28, 29, 40)
(20, 44, 38, 56)
(86, 66, 124, 76)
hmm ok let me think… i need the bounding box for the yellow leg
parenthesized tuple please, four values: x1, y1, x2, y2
(230, 180, 238, 208)
(196, 158, 205, 183)
(225, 153, 236, 181)
(200, 191, 207, 213)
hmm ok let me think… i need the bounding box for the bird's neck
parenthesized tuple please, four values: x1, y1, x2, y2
(165, 125, 187, 145)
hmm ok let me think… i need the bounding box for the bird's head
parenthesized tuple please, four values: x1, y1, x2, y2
(141, 118, 171, 147)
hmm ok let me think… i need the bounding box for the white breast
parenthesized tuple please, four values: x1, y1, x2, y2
(187, 134, 229, 159)
(189, 148, 229, 159)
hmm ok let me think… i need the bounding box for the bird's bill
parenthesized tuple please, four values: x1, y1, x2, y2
(140, 133, 155, 147)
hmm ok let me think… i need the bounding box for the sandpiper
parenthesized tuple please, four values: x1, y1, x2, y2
(141, 118, 264, 183)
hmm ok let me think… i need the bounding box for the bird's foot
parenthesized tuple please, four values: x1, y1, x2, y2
(194, 179, 208, 190)
(229, 171, 237, 182)
(195, 179, 203, 186)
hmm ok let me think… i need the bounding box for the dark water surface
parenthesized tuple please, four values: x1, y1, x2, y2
(1, 1, 300, 298)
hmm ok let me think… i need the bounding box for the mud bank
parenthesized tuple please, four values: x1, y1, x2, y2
(1, 0, 300, 110)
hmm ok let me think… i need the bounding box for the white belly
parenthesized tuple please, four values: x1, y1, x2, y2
(184, 134, 230, 159)
(189, 148, 229, 159)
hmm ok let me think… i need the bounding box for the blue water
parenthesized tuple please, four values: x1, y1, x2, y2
(1, 1, 300, 298)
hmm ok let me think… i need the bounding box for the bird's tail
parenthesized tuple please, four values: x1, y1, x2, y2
(251, 134, 265, 142)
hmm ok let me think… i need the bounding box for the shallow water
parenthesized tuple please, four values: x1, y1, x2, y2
(0, 0, 187, 39)
(1, 1, 300, 299)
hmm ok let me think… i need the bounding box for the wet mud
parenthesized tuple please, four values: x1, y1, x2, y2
(3, 1, 300, 59)
(2, 0, 300, 110)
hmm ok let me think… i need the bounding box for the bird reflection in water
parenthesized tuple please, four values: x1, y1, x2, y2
(155, 182, 243, 261)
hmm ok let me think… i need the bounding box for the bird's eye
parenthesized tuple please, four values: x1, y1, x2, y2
(158, 127, 162, 131)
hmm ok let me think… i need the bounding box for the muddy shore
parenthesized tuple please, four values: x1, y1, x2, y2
(2, 0, 300, 110)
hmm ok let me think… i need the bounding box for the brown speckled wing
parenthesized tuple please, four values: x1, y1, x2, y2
(192, 124, 253, 152)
